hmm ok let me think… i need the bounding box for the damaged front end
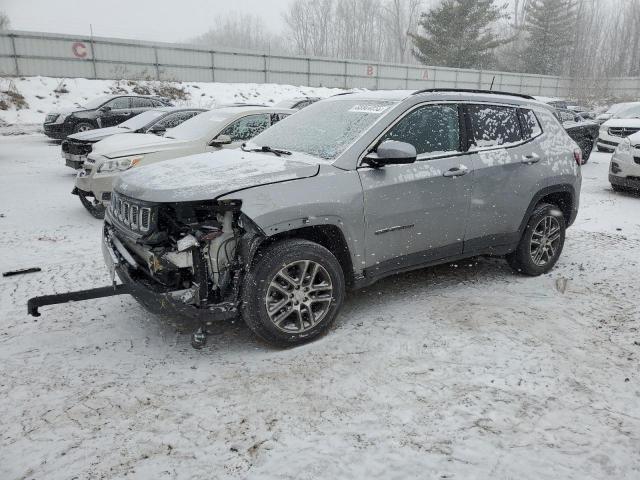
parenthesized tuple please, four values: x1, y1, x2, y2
(102, 191, 264, 325)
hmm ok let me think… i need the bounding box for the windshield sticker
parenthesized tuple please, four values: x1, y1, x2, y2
(348, 104, 391, 114)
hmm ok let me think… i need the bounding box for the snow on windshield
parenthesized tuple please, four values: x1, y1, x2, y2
(249, 99, 398, 160)
(118, 110, 164, 130)
(617, 104, 640, 119)
(81, 95, 114, 110)
(164, 110, 230, 140)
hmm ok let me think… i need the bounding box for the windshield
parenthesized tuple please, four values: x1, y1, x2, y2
(82, 96, 114, 110)
(164, 110, 229, 141)
(606, 103, 633, 115)
(617, 104, 640, 119)
(248, 99, 398, 160)
(117, 110, 165, 130)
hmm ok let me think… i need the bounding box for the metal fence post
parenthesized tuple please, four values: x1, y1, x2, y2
(405, 66, 410, 89)
(211, 51, 216, 82)
(89, 37, 97, 79)
(344, 61, 348, 89)
(9, 34, 19, 76)
(307, 58, 311, 87)
(375, 64, 380, 90)
(153, 46, 160, 80)
(263, 54, 268, 83)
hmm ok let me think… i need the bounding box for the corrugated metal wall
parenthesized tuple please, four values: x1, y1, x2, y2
(1, 30, 637, 98)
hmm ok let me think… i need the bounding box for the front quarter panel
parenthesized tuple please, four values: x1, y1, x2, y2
(218, 165, 366, 276)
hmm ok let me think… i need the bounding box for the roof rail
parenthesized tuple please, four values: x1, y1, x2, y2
(412, 88, 536, 100)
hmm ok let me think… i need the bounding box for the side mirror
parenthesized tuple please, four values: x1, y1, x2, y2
(363, 140, 417, 167)
(210, 134, 232, 147)
(99, 105, 111, 113)
(148, 125, 166, 135)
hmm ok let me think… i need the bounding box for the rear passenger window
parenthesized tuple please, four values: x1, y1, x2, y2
(381, 104, 460, 157)
(519, 109, 542, 140)
(467, 105, 522, 148)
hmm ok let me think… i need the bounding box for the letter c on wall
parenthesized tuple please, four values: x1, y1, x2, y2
(72, 42, 88, 58)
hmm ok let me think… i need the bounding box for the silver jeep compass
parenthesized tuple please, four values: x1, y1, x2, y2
(100, 89, 582, 347)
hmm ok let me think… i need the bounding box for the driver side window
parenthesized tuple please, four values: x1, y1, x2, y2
(381, 104, 461, 158)
(219, 114, 270, 142)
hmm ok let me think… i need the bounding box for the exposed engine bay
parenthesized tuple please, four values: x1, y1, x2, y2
(104, 192, 263, 318)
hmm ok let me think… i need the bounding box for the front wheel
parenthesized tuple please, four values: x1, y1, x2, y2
(241, 239, 345, 347)
(507, 203, 566, 276)
(73, 122, 95, 134)
(78, 191, 106, 219)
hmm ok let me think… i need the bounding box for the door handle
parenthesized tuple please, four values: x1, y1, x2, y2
(521, 153, 540, 164)
(443, 165, 469, 178)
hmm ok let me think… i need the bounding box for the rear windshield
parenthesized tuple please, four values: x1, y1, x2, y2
(248, 99, 398, 160)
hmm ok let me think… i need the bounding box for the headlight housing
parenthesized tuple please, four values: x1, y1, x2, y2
(617, 138, 631, 153)
(98, 155, 144, 173)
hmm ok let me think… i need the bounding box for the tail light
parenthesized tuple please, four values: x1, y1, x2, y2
(574, 148, 583, 166)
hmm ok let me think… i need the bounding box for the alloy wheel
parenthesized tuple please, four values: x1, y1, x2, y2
(530, 215, 562, 267)
(265, 260, 334, 333)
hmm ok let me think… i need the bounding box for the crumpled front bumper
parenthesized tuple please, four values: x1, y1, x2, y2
(102, 224, 238, 326)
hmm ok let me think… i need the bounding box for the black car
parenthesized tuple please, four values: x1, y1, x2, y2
(554, 108, 600, 164)
(43, 95, 173, 140)
(61, 107, 206, 169)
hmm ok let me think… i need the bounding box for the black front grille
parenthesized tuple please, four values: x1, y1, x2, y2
(62, 140, 93, 156)
(609, 127, 640, 138)
(110, 191, 156, 234)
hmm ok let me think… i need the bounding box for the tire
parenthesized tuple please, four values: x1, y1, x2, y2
(73, 122, 95, 134)
(507, 203, 566, 276)
(611, 183, 627, 193)
(78, 191, 106, 219)
(241, 239, 345, 347)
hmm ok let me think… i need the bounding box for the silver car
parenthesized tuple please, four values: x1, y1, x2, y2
(102, 89, 582, 348)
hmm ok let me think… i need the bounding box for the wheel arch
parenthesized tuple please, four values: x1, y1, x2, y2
(249, 223, 356, 288)
(519, 184, 577, 233)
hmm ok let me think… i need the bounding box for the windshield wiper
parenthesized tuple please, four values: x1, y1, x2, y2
(241, 144, 291, 157)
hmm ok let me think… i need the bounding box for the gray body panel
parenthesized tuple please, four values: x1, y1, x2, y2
(112, 90, 581, 285)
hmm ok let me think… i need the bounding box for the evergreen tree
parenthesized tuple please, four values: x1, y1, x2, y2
(410, 0, 510, 69)
(521, 0, 577, 75)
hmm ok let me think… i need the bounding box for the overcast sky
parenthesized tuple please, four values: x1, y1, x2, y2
(2, 0, 291, 42)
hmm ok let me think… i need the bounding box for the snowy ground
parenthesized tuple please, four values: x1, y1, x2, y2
(0, 76, 343, 130)
(0, 136, 639, 480)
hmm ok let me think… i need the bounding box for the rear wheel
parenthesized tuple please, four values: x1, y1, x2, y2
(507, 203, 566, 276)
(241, 239, 345, 347)
(78, 191, 106, 219)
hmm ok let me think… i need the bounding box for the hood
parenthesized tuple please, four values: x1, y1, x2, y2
(114, 149, 321, 203)
(602, 118, 640, 128)
(91, 133, 191, 158)
(625, 131, 640, 144)
(67, 126, 130, 143)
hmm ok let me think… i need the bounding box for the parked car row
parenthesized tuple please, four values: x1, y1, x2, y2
(32, 89, 587, 350)
(72, 106, 293, 218)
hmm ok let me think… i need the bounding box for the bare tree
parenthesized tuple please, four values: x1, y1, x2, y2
(383, 0, 422, 63)
(0, 11, 10, 30)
